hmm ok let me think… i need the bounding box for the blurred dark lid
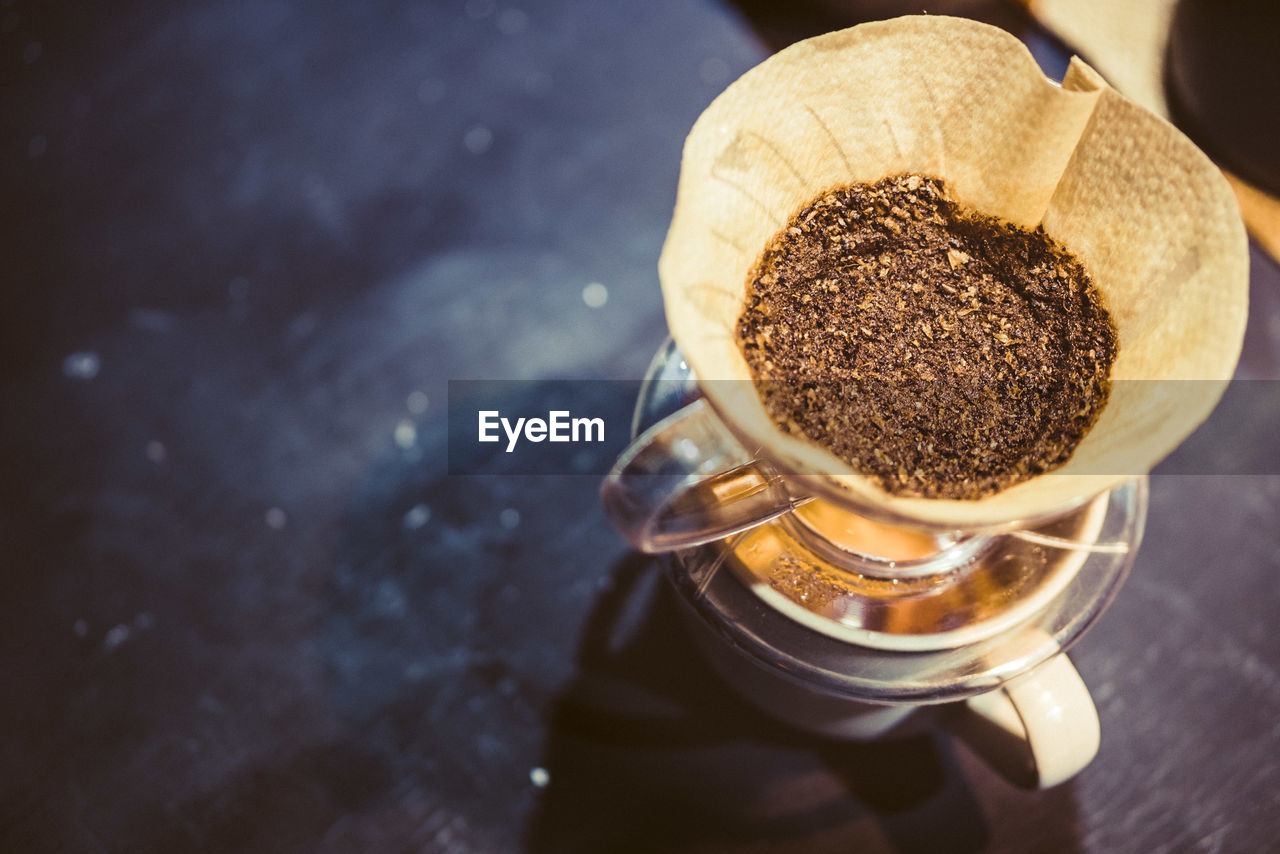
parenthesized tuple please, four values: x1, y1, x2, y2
(1166, 0, 1280, 195)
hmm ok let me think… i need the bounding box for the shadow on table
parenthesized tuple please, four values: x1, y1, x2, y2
(524, 552, 1078, 853)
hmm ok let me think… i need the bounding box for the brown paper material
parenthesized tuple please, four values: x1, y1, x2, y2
(1027, 0, 1280, 261)
(659, 16, 1248, 529)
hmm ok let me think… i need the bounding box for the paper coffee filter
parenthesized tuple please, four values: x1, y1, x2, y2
(659, 16, 1248, 529)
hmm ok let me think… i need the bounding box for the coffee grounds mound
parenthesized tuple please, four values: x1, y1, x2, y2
(736, 175, 1117, 500)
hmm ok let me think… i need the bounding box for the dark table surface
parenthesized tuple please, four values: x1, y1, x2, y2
(3, 1, 1279, 852)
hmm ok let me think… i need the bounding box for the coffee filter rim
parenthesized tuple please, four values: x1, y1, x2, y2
(659, 15, 1249, 529)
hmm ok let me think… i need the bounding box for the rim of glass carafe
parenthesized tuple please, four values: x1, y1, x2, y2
(663, 475, 1145, 703)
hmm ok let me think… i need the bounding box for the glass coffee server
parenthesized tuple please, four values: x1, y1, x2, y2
(602, 338, 1146, 788)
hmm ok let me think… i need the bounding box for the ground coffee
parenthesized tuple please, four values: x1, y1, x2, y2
(736, 175, 1117, 499)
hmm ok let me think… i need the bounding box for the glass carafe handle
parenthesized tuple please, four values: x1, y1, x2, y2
(951, 647, 1101, 789)
(600, 398, 805, 553)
